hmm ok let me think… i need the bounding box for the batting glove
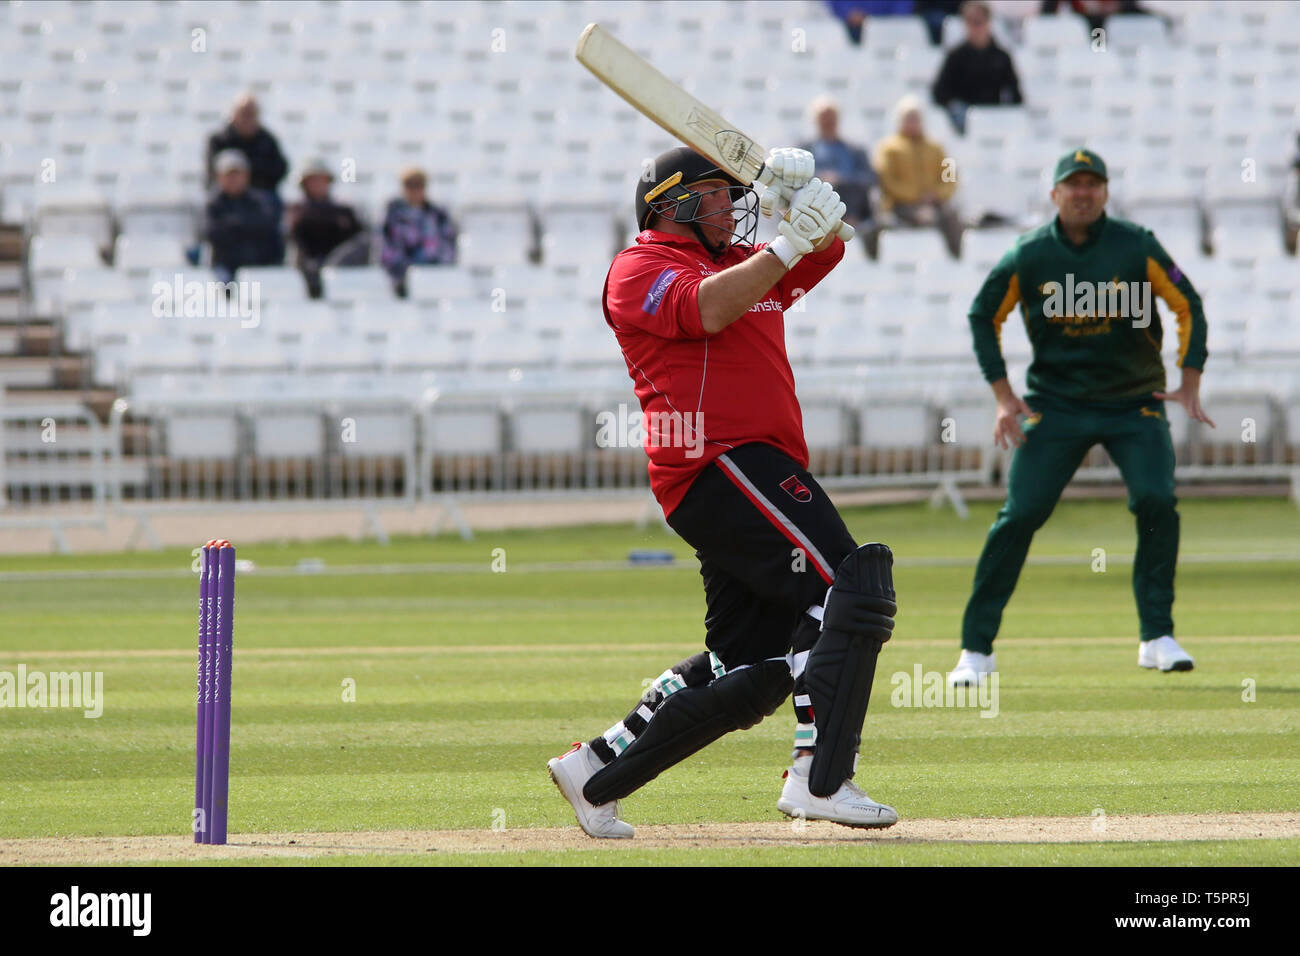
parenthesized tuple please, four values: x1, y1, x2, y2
(785, 178, 846, 246)
(767, 227, 814, 269)
(757, 147, 815, 192)
(757, 147, 814, 219)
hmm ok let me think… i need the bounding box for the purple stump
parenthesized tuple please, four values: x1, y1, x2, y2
(194, 544, 210, 843)
(209, 543, 235, 844)
(203, 544, 218, 842)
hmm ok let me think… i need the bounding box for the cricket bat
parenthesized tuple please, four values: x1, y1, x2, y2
(575, 22, 855, 242)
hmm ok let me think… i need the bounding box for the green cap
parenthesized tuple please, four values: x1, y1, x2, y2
(1053, 148, 1108, 184)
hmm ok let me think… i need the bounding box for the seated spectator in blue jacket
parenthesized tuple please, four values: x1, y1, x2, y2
(826, 0, 915, 45)
(932, 1, 1023, 134)
(205, 150, 283, 282)
(799, 97, 877, 228)
(380, 167, 457, 297)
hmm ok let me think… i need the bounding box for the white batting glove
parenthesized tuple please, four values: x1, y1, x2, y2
(756, 147, 814, 219)
(757, 147, 815, 192)
(783, 178, 847, 246)
(759, 183, 790, 219)
(766, 227, 813, 269)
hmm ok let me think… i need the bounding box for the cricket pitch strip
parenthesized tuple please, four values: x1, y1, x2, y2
(3, 813, 1297, 864)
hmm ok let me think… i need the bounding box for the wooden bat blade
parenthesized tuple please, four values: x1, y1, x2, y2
(575, 22, 764, 185)
(575, 23, 855, 242)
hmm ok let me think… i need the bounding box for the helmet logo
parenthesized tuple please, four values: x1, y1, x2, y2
(644, 171, 684, 204)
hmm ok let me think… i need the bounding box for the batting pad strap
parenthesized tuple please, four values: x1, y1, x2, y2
(650, 669, 687, 699)
(787, 649, 811, 679)
(602, 721, 636, 755)
(806, 603, 825, 622)
(708, 652, 727, 680)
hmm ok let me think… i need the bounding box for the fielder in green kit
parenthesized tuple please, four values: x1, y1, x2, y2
(948, 149, 1214, 687)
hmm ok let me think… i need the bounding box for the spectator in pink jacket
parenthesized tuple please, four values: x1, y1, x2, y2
(380, 167, 458, 297)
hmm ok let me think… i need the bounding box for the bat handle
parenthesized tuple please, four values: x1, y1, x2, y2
(836, 221, 856, 242)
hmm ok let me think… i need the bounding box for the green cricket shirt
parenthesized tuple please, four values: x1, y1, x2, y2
(968, 213, 1209, 408)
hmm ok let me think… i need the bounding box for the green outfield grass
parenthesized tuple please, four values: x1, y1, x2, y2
(1, 498, 1298, 866)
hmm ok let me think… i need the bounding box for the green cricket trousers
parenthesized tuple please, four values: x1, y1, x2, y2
(961, 395, 1179, 652)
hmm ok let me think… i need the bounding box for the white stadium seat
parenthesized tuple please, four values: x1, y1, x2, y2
(876, 229, 953, 266)
(961, 229, 1020, 273)
(0, 0, 1291, 435)
(28, 235, 102, 276)
(859, 15, 931, 52)
(1105, 13, 1173, 53)
(320, 267, 394, 303)
(114, 235, 188, 276)
(456, 204, 536, 267)
(1024, 14, 1093, 53)
(237, 267, 311, 303)
(406, 265, 479, 306)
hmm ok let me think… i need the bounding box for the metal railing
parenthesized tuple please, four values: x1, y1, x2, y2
(0, 399, 111, 550)
(3, 381, 1298, 551)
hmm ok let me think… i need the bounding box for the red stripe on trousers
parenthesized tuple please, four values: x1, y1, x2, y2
(715, 460, 835, 586)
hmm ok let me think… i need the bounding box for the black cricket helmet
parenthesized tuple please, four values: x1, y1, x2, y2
(635, 146, 757, 257)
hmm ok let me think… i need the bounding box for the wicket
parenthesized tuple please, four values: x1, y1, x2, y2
(195, 539, 235, 844)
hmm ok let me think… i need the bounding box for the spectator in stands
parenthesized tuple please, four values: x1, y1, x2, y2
(932, 0, 1023, 134)
(1039, 0, 1150, 33)
(380, 167, 458, 297)
(1289, 133, 1300, 252)
(205, 150, 283, 283)
(288, 158, 366, 298)
(914, 0, 964, 45)
(799, 97, 877, 231)
(825, 1, 914, 46)
(206, 92, 289, 202)
(873, 95, 962, 255)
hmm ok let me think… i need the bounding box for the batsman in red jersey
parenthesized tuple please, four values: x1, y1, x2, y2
(548, 146, 900, 837)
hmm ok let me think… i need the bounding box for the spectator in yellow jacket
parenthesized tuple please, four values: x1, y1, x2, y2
(872, 95, 962, 255)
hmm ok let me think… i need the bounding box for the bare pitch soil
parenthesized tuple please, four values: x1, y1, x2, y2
(3, 813, 1297, 864)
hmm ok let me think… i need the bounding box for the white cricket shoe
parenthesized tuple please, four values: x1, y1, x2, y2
(948, 648, 996, 687)
(777, 755, 898, 829)
(547, 742, 635, 839)
(1139, 635, 1194, 672)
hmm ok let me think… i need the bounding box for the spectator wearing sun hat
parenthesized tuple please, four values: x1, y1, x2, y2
(288, 157, 366, 297)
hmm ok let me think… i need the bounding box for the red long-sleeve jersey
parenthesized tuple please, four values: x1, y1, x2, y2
(602, 229, 845, 517)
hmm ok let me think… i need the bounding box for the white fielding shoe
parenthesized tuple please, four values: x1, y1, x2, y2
(777, 755, 898, 829)
(948, 649, 996, 687)
(547, 742, 635, 839)
(1139, 635, 1195, 672)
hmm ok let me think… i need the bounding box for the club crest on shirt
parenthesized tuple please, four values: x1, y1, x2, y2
(780, 475, 812, 502)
